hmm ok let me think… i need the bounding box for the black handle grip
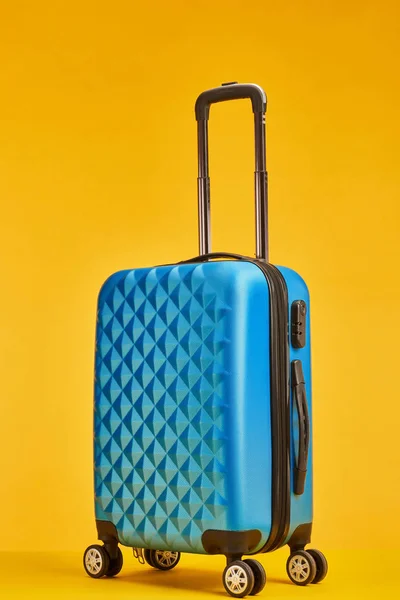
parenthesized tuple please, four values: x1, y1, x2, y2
(195, 82, 267, 121)
(291, 360, 310, 496)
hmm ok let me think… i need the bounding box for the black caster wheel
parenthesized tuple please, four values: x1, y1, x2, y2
(243, 559, 266, 596)
(144, 549, 155, 567)
(307, 549, 328, 583)
(286, 550, 317, 586)
(83, 544, 110, 578)
(145, 549, 181, 571)
(223, 560, 255, 598)
(106, 547, 123, 577)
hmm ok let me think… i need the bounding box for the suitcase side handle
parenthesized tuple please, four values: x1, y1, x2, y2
(291, 360, 310, 496)
(195, 82, 269, 261)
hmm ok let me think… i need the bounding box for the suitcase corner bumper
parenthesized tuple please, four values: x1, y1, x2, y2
(96, 519, 120, 544)
(287, 522, 313, 552)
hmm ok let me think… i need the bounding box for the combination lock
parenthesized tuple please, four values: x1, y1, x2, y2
(291, 300, 307, 348)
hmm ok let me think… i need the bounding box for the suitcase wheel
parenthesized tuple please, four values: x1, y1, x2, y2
(286, 550, 317, 586)
(83, 544, 123, 578)
(105, 547, 123, 577)
(223, 560, 255, 598)
(243, 559, 267, 596)
(83, 544, 110, 578)
(144, 549, 181, 571)
(305, 549, 328, 584)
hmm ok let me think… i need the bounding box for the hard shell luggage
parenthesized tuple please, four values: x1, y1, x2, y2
(83, 82, 328, 596)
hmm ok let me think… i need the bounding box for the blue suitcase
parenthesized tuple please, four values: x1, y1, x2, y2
(83, 82, 328, 596)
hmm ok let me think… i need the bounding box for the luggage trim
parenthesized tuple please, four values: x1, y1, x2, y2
(96, 519, 120, 544)
(255, 261, 290, 552)
(202, 529, 262, 555)
(287, 522, 312, 552)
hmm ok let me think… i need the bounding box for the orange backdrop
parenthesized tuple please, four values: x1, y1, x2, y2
(0, 0, 399, 551)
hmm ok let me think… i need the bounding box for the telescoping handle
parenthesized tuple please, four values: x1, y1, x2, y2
(195, 82, 269, 261)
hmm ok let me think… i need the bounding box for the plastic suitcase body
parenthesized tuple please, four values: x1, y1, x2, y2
(84, 82, 327, 596)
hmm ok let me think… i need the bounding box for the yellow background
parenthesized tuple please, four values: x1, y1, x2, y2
(1, 0, 399, 559)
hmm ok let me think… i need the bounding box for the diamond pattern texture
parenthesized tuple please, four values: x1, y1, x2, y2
(94, 264, 233, 553)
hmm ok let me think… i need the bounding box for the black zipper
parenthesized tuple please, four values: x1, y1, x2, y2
(254, 261, 290, 552)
